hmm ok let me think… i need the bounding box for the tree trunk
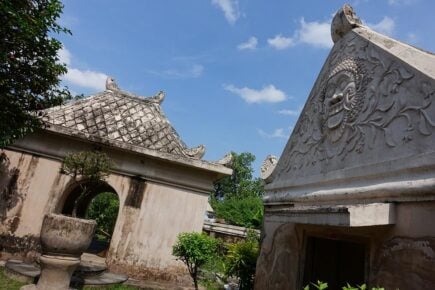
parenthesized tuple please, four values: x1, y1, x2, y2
(72, 184, 88, 218)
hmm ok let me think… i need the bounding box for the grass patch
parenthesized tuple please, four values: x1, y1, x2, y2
(0, 267, 26, 290)
(0, 267, 140, 290)
(83, 286, 140, 290)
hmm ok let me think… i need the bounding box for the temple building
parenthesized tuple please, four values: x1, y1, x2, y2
(0, 78, 232, 286)
(256, 5, 435, 290)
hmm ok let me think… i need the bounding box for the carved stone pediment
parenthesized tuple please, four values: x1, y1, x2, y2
(265, 5, 435, 203)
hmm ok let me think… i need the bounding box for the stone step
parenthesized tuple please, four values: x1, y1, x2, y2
(74, 264, 107, 278)
(71, 271, 129, 286)
(5, 259, 128, 286)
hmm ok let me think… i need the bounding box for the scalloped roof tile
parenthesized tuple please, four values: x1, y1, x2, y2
(42, 81, 205, 159)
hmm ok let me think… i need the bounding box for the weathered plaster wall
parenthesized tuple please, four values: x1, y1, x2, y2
(107, 180, 208, 284)
(0, 148, 210, 285)
(255, 201, 435, 290)
(0, 149, 70, 258)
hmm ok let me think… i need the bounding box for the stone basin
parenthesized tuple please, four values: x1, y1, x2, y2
(40, 213, 96, 257)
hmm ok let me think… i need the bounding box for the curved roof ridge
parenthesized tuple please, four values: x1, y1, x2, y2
(41, 79, 206, 160)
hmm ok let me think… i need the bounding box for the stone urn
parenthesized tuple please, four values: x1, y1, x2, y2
(22, 213, 96, 290)
(40, 213, 96, 256)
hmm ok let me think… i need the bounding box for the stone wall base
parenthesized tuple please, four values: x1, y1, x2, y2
(108, 262, 193, 288)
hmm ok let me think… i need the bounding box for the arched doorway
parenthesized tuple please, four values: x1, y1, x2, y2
(59, 181, 120, 257)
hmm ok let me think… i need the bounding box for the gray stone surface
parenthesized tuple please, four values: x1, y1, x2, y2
(6, 259, 40, 278)
(40, 214, 96, 257)
(331, 4, 362, 43)
(42, 77, 205, 159)
(264, 203, 395, 227)
(264, 6, 435, 204)
(256, 5, 435, 290)
(6, 259, 128, 286)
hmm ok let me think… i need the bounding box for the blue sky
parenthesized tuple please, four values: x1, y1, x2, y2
(57, 0, 435, 175)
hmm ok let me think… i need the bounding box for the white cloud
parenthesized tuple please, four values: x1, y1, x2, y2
(64, 69, 107, 91)
(267, 34, 295, 50)
(267, 18, 332, 50)
(388, 0, 416, 5)
(278, 108, 301, 117)
(238, 37, 258, 50)
(368, 16, 395, 36)
(224, 84, 287, 104)
(407, 32, 419, 44)
(58, 47, 71, 66)
(161, 64, 204, 78)
(212, 0, 240, 24)
(258, 128, 290, 139)
(297, 18, 333, 48)
(59, 46, 108, 91)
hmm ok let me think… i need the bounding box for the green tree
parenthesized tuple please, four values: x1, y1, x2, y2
(211, 152, 264, 228)
(0, 0, 72, 148)
(211, 195, 263, 228)
(86, 192, 119, 241)
(213, 152, 263, 199)
(61, 151, 113, 217)
(172, 232, 219, 290)
(225, 231, 260, 290)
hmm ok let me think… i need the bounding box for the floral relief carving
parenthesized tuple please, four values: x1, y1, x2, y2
(277, 37, 435, 177)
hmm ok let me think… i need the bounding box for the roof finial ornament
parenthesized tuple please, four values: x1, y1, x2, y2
(216, 152, 234, 167)
(106, 76, 120, 91)
(260, 155, 278, 180)
(331, 4, 362, 43)
(185, 144, 206, 159)
(150, 91, 165, 104)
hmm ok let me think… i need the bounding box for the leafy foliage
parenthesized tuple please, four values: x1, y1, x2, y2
(225, 231, 260, 290)
(86, 192, 119, 241)
(62, 151, 112, 183)
(61, 151, 113, 217)
(212, 152, 263, 199)
(200, 253, 226, 290)
(304, 281, 328, 290)
(211, 195, 263, 228)
(211, 152, 264, 228)
(303, 281, 386, 290)
(0, 0, 72, 148)
(172, 232, 219, 290)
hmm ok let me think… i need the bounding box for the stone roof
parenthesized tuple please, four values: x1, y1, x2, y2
(42, 78, 205, 159)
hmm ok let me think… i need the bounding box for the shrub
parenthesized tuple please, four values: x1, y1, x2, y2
(225, 233, 260, 290)
(303, 281, 386, 290)
(211, 152, 264, 229)
(172, 232, 219, 290)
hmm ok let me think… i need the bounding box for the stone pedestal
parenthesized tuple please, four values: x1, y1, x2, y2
(21, 214, 96, 290)
(21, 255, 80, 290)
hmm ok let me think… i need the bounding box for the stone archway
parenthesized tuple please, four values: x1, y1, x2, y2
(57, 180, 121, 257)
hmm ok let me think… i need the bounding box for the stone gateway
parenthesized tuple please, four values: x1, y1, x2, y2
(0, 79, 232, 287)
(256, 5, 435, 290)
